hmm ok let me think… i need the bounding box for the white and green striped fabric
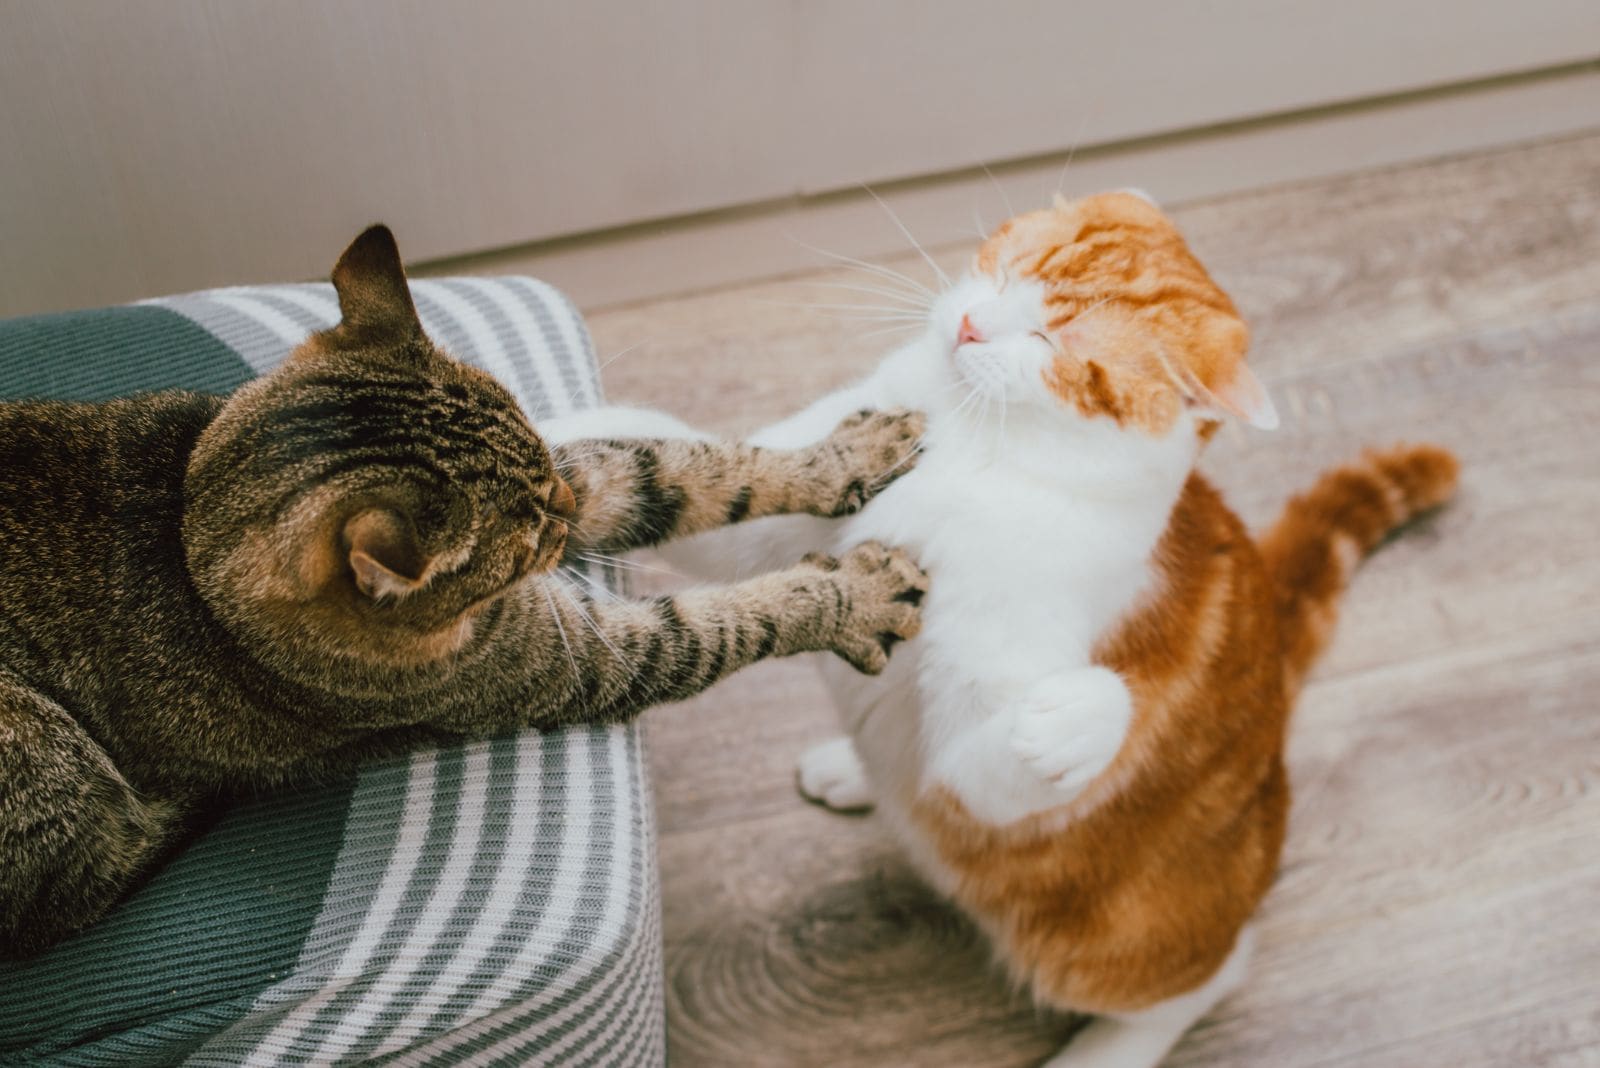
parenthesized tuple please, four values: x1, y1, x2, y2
(0, 278, 665, 1066)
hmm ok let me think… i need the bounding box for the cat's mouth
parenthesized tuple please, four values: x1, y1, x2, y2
(527, 523, 568, 575)
(952, 346, 1006, 398)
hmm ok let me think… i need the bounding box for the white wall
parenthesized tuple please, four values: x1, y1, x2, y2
(1, 0, 1596, 316)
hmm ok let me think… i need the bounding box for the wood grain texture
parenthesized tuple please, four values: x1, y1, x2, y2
(586, 132, 1600, 1067)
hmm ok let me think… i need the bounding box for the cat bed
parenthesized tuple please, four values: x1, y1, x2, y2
(0, 279, 665, 1066)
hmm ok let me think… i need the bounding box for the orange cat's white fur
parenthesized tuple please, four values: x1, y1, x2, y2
(559, 191, 1458, 1065)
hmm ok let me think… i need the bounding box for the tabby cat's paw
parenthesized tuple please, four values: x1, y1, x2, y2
(825, 540, 927, 675)
(797, 736, 876, 812)
(812, 408, 927, 516)
(1009, 668, 1132, 797)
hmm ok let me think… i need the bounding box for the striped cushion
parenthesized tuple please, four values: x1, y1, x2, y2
(0, 280, 665, 1066)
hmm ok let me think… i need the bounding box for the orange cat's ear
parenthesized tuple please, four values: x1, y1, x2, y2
(344, 508, 432, 600)
(328, 224, 422, 345)
(1204, 365, 1280, 430)
(1163, 354, 1280, 431)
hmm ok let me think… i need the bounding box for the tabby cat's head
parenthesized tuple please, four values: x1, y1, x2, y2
(184, 225, 575, 668)
(932, 190, 1275, 437)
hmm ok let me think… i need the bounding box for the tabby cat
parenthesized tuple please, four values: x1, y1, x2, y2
(0, 225, 928, 958)
(584, 192, 1459, 1067)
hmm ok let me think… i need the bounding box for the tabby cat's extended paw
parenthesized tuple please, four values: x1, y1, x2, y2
(1009, 667, 1132, 797)
(811, 408, 927, 517)
(797, 736, 876, 812)
(824, 540, 928, 674)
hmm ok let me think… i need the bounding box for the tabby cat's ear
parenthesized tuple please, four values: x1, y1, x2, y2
(328, 224, 422, 345)
(343, 508, 433, 600)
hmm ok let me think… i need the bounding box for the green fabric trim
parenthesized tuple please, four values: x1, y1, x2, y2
(0, 775, 359, 1063)
(0, 306, 252, 402)
(0, 303, 342, 1063)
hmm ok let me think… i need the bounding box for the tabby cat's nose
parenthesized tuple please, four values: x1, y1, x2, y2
(550, 476, 577, 520)
(958, 314, 985, 346)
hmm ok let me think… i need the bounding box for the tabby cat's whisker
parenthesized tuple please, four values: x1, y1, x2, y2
(540, 582, 580, 677)
(555, 579, 632, 669)
(574, 564, 633, 603)
(576, 551, 680, 579)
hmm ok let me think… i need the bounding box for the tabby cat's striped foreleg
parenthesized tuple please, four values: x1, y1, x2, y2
(552, 408, 924, 556)
(528, 542, 927, 729)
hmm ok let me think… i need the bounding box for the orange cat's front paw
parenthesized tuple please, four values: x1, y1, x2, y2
(1009, 667, 1133, 797)
(797, 736, 875, 812)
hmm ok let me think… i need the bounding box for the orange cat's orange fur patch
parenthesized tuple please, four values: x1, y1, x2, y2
(911, 474, 1289, 1013)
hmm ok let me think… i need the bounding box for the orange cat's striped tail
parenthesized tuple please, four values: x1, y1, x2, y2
(1259, 444, 1459, 697)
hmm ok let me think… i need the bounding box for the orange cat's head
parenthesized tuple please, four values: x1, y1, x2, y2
(935, 191, 1275, 436)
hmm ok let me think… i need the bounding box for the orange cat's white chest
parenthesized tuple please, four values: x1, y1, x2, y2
(820, 428, 1186, 847)
(837, 439, 1176, 660)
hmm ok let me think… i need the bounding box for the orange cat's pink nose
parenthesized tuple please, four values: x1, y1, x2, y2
(958, 314, 985, 345)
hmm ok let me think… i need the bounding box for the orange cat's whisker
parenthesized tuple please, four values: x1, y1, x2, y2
(786, 238, 936, 299)
(806, 277, 933, 308)
(858, 323, 926, 342)
(980, 161, 1015, 219)
(595, 340, 650, 374)
(750, 298, 926, 324)
(861, 184, 952, 290)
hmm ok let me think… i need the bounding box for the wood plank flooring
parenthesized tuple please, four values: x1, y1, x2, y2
(584, 131, 1600, 1067)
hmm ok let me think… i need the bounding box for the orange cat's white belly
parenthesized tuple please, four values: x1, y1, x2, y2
(816, 441, 1174, 876)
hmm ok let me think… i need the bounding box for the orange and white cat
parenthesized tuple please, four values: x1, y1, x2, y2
(559, 191, 1458, 1066)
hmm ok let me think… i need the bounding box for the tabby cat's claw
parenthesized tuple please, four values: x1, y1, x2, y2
(813, 408, 927, 517)
(826, 540, 928, 675)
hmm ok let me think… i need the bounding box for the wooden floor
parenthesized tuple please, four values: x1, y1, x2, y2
(585, 131, 1600, 1067)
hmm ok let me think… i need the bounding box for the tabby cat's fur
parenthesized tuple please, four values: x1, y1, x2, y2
(0, 225, 927, 958)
